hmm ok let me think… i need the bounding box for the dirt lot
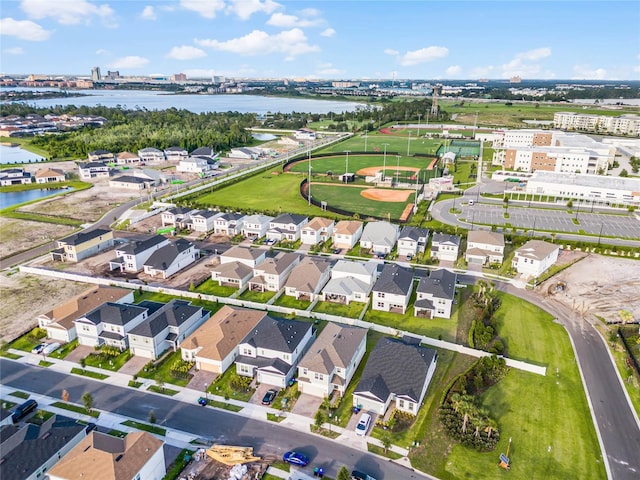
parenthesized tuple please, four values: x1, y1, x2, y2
(542, 254, 640, 323)
(0, 217, 76, 259)
(0, 270, 90, 343)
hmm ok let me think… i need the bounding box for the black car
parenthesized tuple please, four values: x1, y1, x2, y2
(261, 389, 277, 405)
(11, 399, 38, 423)
(351, 470, 377, 480)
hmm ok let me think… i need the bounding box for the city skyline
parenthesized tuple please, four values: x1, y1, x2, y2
(1, 0, 639, 80)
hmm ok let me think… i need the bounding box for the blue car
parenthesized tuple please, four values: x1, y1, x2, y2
(283, 451, 309, 467)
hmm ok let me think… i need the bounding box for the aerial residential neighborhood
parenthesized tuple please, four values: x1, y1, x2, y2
(1, 2, 639, 480)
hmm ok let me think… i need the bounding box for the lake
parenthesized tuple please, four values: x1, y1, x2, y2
(0, 145, 45, 164)
(0, 187, 72, 209)
(5, 88, 363, 114)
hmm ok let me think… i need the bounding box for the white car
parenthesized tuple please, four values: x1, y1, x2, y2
(355, 412, 371, 437)
(41, 343, 60, 355)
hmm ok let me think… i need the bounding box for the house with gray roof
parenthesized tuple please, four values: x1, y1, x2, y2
(353, 337, 437, 416)
(109, 175, 153, 190)
(190, 210, 223, 233)
(0, 415, 88, 480)
(430, 233, 461, 262)
(241, 214, 274, 239)
(235, 316, 314, 388)
(164, 146, 188, 161)
(248, 252, 301, 292)
(128, 300, 210, 360)
(266, 213, 309, 242)
(360, 221, 400, 254)
(297, 323, 367, 398)
(465, 230, 505, 265)
(210, 261, 254, 290)
(214, 212, 246, 236)
(143, 238, 199, 279)
(284, 257, 333, 301)
(77, 161, 111, 180)
(50, 228, 114, 263)
(414, 269, 457, 319)
(397, 226, 429, 258)
(372, 264, 415, 314)
(109, 234, 170, 273)
(161, 207, 195, 227)
(220, 245, 267, 267)
(321, 260, 377, 305)
(137, 147, 165, 162)
(74, 302, 149, 349)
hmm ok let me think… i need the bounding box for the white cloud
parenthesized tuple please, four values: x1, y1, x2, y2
(320, 28, 335, 37)
(0, 18, 51, 41)
(267, 12, 321, 28)
(315, 62, 343, 77)
(517, 47, 551, 61)
(398, 46, 448, 66)
(21, 0, 115, 26)
(572, 64, 608, 80)
(166, 45, 206, 60)
(180, 0, 225, 19)
(196, 28, 319, 60)
(4, 47, 24, 55)
(470, 65, 495, 77)
(299, 8, 320, 16)
(226, 0, 281, 20)
(141, 6, 156, 20)
(108, 55, 150, 69)
(634, 65, 640, 73)
(183, 66, 257, 78)
(501, 47, 551, 77)
(384, 48, 399, 56)
(95, 48, 110, 55)
(445, 65, 461, 76)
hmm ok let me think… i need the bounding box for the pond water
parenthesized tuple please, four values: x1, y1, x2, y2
(252, 133, 278, 141)
(0, 187, 72, 209)
(0, 145, 45, 164)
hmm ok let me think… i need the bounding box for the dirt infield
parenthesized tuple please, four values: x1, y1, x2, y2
(400, 203, 414, 222)
(360, 189, 413, 202)
(356, 166, 420, 176)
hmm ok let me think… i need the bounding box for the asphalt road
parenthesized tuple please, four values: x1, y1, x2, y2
(0, 360, 427, 480)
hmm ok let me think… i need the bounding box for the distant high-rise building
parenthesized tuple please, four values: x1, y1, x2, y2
(106, 70, 120, 80)
(212, 76, 225, 84)
(431, 85, 441, 116)
(171, 73, 187, 82)
(91, 66, 101, 81)
(509, 76, 522, 83)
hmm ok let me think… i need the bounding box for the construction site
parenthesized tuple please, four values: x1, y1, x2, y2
(176, 444, 272, 480)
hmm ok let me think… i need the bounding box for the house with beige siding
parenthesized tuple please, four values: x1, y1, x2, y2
(248, 252, 300, 292)
(283, 257, 332, 301)
(50, 228, 114, 262)
(465, 231, 505, 265)
(331, 220, 363, 249)
(301, 217, 335, 245)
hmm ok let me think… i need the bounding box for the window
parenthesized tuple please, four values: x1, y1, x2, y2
(240, 365, 250, 374)
(398, 399, 404, 408)
(314, 373, 323, 381)
(377, 302, 385, 308)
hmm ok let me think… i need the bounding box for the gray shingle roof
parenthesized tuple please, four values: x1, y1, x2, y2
(144, 239, 193, 270)
(373, 264, 414, 295)
(298, 323, 366, 374)
(432, 233, 460, 246)
(83, 302, 147, 326)
(117, 235, 167, 255)
(355, 337, 437, 404)
(59, 228, 111, 246)
(360, 221, 399, 247)
(111, 175, 147, 184)
(129, 300, 205, 338)
(399, 226, 429, 242)
(271, 213, 308, 226)
(240, 316, 311, 353)
(416, 269, 456, 300)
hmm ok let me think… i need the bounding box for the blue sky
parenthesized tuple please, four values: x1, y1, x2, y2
(1, 0, 639, 80)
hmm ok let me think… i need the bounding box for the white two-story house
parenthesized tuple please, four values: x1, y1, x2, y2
(430, 233, 461, 262)
(190, 210, 222, 233)
(465, 230, 505, 265)
(332, 220, 363, 250)
(301, 217, 335, 245)
(214, 213, 245, 236)
(322, 260, 377, 305)
(360, 221, 400, 254)
(74, 302, 148, 349)
(241, 214, 274, 239)
(143, 239, 199, 279)
(397, 226, 429, 258)
(248, 252, 300, 292)
(372, 264, 415, 314)
(266, 213, 309, 242)
(512, 240, 560, 277)
(414, 269, 457, 319)
(108, 235, 170, 273)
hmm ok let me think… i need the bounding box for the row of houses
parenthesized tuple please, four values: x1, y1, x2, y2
(0, 113, 106, 137)
(0, 167, 65, 186)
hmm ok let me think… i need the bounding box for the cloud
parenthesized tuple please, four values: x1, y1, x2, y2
(445, 65, 461, 76)
(183, 66, 256, 77)
(21, 0, 115, 26)
(4, 47, 25, 55)
(95, 48, 110, 55)
(166, 45, 206, 60)
(516, 47, 551, 61)
(0, 18, 51, 41)
(501, 47, 551, 77)
(196, 28, 319, 60)
(315, 62, 343, 77)
(180, 0, 225, 19)
(227, 0, 281, 20)
(320, 27, 335, 37)
(141, 5, 156, 20)
(398, 46, 448, 66)
(108, 56, 150, 69)
(470, 65, 495, 77)
(572, 64, 608, 80)
(384, 48, 399, 56)
(267, 12, 321, 28)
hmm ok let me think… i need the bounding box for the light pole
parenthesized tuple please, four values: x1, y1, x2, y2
(308, 149, 312, 206)
(396, 155, 401, 184)
(406, 131, 411, 156)
(364, 130, 368, 152)
(382, 143, 389, 182)
(328, 411, 333, 432)
(344, 150, 351, 175)
(417, 113, 422, 138)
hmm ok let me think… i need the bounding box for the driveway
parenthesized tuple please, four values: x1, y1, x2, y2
(119, 355, 149, 376)
(249, 383, 278, 407)
(63, 345, 93, 364)
(290, 393, 323, 418)
(186, 370, 217, 393)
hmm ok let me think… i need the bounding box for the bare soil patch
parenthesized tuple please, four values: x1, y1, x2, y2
(0, 217, 75, 259)
(542, 254, 640, 323)
(356, 166, 420, 176)
(360, 188, 413, 202)
(0, 271, 89, 343)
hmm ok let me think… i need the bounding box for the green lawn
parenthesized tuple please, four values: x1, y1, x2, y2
(286, 153, 433, 176)
(314, 132, 443, 157)
(136, 350, 193, 387)
(70, 368, 109, 380)
(51, 401, 100, 418)
(273, 295, 311, 310)
(207, 367, 255, 403)
(9, 391, 30, 399)
(194, 278, 237, 297)
(83, 349, 132, 372)
(312, 300, 367, 318)
(121, 420, 166, 436)
(238, 289, 276, 303)
(48, 339, 79, 359)
(7, 328, 47, 352)
(440, 293, 606, 480)
(147, 385, 179, 396)
(135, 290, 225, 317)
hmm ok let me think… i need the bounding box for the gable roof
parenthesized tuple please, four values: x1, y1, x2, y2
(217, 212, 244, 222)
(40, 286, 132, 331)
(399, 226, 429, 242)
(243, 214, 274, 225)
(111, 175, 146, 184)
(467, 230, 505, 247)
(271, 213, 308, 226)
(331, 259, 377, 277)
(416, 269, 456, 300)
(322, 276, 371, 296)
(191, 210, 220, 219)
(59, 228, 111, 246)
(355, 337, 436, 403)
(164, 146, 187, 152)
(191, 147, 214, 157)
(334, 220, 363, 235)
(129, 300, 205, 338)
(116, 151, 139, 160)
(284, 257, 332, 292)
(47, 431, 163, 480)
(222, 245, 265, 261)
(116, 235, 167, 255)
(181, 306, 267, 360)
(212, 261, 253, 279)
(303, 217, 334, 231)
(373, 264, 414, 295)
(515, 240, 559, 260)
(34, 168, 64, 178)
(432, 233, 461, 246)
(138, 147, 163, 154)
(361, 221, 399, 246)
(144, 239, 194, 270)
(298, 322, 366, 374)
(165, 207, 192, 216)
(0, 415, 86, 480)
(82, 302, 147, 326)
(240, 316, 312, 353)
(255, 252, 300, 275)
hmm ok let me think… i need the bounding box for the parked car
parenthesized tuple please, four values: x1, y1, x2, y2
(31, 343, 47, 354)
(11, 399, 38, 423)
(283, 451, 310, 467)
(355, 412, 371, 437)
(85, 422, 98, 433)
(351, 470, 377, 480)
(41, 342, 61, 355)
(261, 389, 277, 406)
(333, 248, 342, 254)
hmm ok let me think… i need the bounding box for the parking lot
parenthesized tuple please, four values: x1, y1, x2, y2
(462, 204, 640, 239)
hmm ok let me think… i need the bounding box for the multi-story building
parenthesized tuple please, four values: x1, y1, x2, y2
(554, 112, 640, 136)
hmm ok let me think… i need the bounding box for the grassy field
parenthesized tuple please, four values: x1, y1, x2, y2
(314, 131, 444, 156)
(286, 153, 435, 177)
(439, 293, 606, 480)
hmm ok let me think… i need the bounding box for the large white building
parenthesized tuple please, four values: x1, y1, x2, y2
(554, 112, 640, 136)
(524, 171, 640, 207)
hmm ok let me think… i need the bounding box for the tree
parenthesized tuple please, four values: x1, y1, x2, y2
(314, 410, 325, 429)
(620, 169, 629, 177)
(81, 392, 94, 412)
(156, 378, 165, 393)
(336, 466, 351, 480)
(566, 199, 573, 208)
(380, 431, 393, 453)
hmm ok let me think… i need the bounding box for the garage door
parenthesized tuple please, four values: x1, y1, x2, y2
(131, 347, 154, 359)
(353, 395, 385, 416)
(258, 371, 285, 388)
(468, 256, 484, 264)
(299, 381, 327, 398)
(197, 359, 221, 373)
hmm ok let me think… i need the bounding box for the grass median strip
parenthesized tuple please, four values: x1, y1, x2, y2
(51, 401, 100, 418)
(70, 367, 109, 380)
(121, 420, 166, 436)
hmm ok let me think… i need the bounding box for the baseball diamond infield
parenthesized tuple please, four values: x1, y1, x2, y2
(356, 166, 420, 177)
(360, 188, 414, 202)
